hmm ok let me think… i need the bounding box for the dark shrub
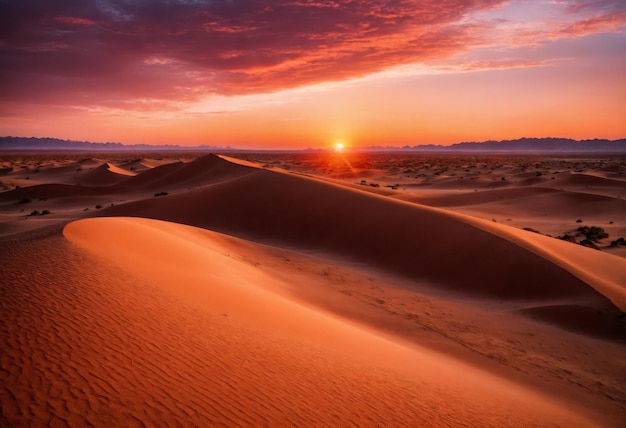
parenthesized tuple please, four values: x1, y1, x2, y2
(577, 226, 608, 242)
(610, 237, 626, 247)
(579, 239, 600, 250)
(523, 227, 541, 234)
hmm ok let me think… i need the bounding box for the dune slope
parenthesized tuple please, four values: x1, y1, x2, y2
(0, 219, 596, 426)
(101, 156, 623, 307)
(51, 217, 605, 426)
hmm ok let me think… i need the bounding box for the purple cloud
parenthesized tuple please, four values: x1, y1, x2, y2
(2, 0, 621, 109)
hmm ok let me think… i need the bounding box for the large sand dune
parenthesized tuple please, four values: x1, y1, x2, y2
(1, 152, 625, 426)
(102, 157, 625, 305)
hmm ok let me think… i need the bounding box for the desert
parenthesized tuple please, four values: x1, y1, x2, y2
(3, 0, 626, 425)
(1, 150, 624, 426)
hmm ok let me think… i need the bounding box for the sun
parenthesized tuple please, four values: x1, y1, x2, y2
(334, 142, 345, 152)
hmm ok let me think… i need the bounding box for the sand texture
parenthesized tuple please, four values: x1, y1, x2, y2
(1, 152, 625, 426)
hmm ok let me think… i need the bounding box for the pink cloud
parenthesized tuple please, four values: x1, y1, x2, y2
(0, 0, 623, 110)
(0, 0, 504, 108)
(558, 11, 626, 37)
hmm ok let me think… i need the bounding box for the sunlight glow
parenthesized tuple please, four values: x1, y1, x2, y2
(334, 142, 345, 152)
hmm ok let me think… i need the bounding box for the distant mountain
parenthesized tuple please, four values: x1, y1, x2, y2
(369, 138, 626, 152)
(448, 137, 626, 152)
(0, 136, 230, 151)
(1, 136, 625, 152)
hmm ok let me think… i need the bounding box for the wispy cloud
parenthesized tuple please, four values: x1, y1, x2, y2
(0, 0, 623, 111)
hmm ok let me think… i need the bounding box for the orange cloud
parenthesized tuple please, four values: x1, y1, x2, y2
(0, 0, 504, 108)
(0, 0, 624, 114)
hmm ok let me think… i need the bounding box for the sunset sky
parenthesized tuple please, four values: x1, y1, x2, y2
(1, 0, 625, 149)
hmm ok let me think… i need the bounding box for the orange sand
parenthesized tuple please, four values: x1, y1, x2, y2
(1, 152, 624, 426)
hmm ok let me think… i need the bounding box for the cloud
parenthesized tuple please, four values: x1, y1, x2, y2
(0, 0, 505, 107)
(0, 0, 623, 110)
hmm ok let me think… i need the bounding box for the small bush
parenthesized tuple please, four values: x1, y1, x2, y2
(523, 227, 541, 234)
(18, 197, 31, 204)
(577, 226, 608, 242)
(40, 210, 50, 215)
(579, 239, 600, 250)
(154, 191, 169, 197)
(95, 205, 102, 209)
(557, 234, 577, 243)
(29, 210, 40, 216)
(609, 237, 626, 247)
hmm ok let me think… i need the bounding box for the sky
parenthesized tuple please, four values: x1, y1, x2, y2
(0, 0, 625, 149)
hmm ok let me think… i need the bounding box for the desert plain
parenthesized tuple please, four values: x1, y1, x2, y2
(0, 150, 625, 426)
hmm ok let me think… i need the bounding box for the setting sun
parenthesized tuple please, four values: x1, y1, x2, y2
(334, 142, 345, 152)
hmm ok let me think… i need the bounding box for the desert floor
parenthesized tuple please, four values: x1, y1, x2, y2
(1, 151, 625, 426)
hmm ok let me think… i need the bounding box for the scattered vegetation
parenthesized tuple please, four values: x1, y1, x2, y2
(609, 237, 626, 247)
(95, 205, 102, 209)
(17, 197, 31, 204)
(556, 234, 577, 243)
(557, 225, 610, 251)
(28, 210, 50, 216)
(577, 226, 608, 242)
(154, 191, 169, 197)
(522, 227, 541, 234)
(579, 239, 600, 250)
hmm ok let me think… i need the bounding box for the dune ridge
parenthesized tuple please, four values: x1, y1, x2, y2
(101, 157, 621, 304)
(56, 216, 598, 426)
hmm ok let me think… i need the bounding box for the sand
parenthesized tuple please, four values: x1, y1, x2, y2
(1, 151, 625, 426)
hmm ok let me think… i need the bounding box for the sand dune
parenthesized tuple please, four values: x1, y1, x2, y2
(102, 157, 618, 303)
(0, 218, 600, 426)
(552, 171, 625, 191)
(454, 213, 626, 311)
(0, 182, 109, 202)
(118, 155, 254, 191)
(404, 187, 625, 219)
(1, 152, 625, 426)
(76, 163, 135, 186)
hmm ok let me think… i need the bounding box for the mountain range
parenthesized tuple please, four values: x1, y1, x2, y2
(1, 136, 625, 152)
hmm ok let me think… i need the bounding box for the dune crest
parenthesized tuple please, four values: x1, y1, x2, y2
(102, 158, 616, 304)
(454, 214, 626, 310)
(59, 216, 595, 426)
